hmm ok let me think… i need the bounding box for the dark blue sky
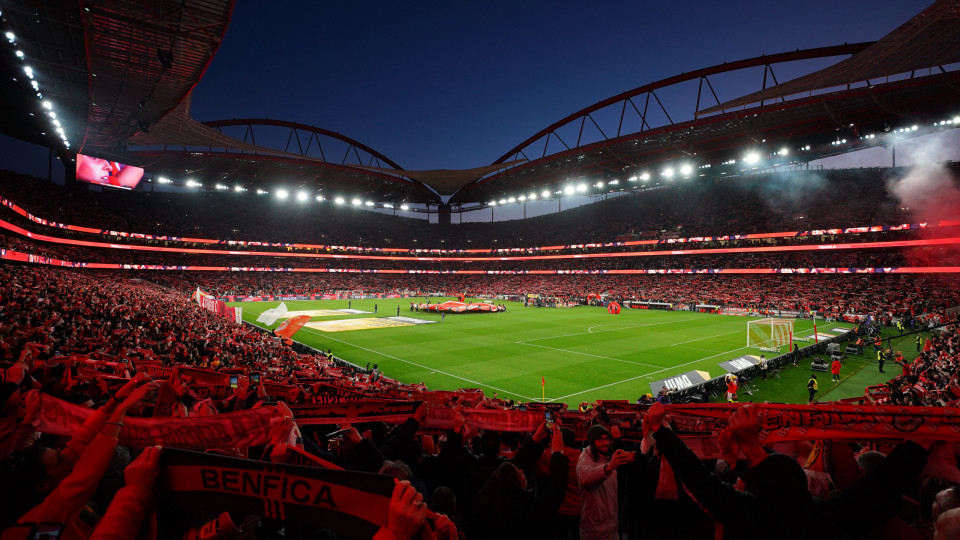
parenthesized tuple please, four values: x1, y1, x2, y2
(0, 0, 937, 178)
(188, 1, 932, 172)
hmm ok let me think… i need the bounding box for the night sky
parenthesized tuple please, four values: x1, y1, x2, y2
(0, 0, 946, 179)
(188, 0, 933, 171)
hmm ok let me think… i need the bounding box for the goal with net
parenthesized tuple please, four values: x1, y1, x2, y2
(747, 318, 794, 351)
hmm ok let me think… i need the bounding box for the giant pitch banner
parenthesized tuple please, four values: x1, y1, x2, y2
(305, 316, 436, 332)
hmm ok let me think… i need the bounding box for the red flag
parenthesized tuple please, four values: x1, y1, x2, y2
(275, 315, 311, 343)
(813, 320, 818, 343)
(541, 376, 545, 387)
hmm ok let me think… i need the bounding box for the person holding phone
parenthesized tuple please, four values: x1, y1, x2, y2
(577, 424, 635, 540)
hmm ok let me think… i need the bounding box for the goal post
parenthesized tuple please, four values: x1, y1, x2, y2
(747, 318, 795, 351)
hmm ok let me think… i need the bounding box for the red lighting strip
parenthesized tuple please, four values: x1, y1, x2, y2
(3, 195, 959, 255)
(4, 247, 960, 274)
(1, 216, 958, 262)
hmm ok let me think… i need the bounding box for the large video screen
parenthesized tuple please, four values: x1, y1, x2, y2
(75, 153, 144, 189)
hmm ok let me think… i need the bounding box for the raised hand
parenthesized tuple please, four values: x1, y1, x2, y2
(386, 479, 426, 540)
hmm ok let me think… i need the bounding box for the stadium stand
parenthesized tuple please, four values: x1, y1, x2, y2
(2, 0, 960, 534)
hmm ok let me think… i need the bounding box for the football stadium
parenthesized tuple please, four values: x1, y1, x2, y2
(1, 1, 960, 538)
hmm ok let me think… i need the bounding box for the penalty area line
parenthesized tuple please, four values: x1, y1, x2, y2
(517, 341, 662, 368)
(551, 344, 754, 402)
(521, 317, 705, 343)
(298, 327, 541, 402)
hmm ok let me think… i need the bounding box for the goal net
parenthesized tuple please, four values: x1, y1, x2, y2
(747, 318, 794, 351)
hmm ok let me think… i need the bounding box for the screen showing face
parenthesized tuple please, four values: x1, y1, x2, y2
(75, 153, 144, 189)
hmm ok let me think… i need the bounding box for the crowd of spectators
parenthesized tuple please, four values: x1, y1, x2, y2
(0, 264, 959, 538)
(3, 165, 957, 250)
(1, 164, 960, 538)
(871, 323, 960, 409)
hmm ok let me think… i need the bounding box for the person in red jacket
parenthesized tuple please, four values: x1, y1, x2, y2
(831, 358, 842, 382)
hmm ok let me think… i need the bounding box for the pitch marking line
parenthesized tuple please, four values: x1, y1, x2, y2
(670, 330, 741, 346)
(519, 317, 703, 345)
(671, 345, 721, 353)
(551, 344, 753, 402)
(298, 327, 540, 402)
(517, 342, 662, 368)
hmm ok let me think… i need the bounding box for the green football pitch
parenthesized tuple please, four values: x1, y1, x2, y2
(230, 298, 851, 407)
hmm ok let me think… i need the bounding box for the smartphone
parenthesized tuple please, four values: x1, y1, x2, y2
(229, 375, 239, 389)
(325, 427, 352, 439)
(32, 523, 64, 540)
(545, 410, 555, 428)
(250, 372, 260, 383)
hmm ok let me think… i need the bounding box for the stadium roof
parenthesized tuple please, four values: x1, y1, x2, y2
(697, 0, 960, 115)
(1, 0, 958, 208)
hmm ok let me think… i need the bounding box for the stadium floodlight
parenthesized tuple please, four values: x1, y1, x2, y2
(541, 190, 551, 198)
(595, 181, 604, 188)
(576, 183, 587, 192)
(234, 185, 244, 192)
(528, 192, 537, 200)
(640, 172, 650, 181)
(364, 201, 374, 206)
(679, 164, 692, 176)
(316, 195, 325, 202)
(296, 191, 308, 201)
(5, 32, 14, 42)
(628, 175, 637, 182)
(953, 116, 959, 124)
(400, 204, 409, 210)
(351, 198, 362, 206)
(564, 186, 575, 195)
(609, 179, 619, 185)
(382, 202, 392, 208)
(52, 119, 60, 127)
(42, 101, 52, 110)
(498, 198, 507, 204)
(215, 184, 228, 190)
(158, 176, 171, 184)
(185, 179, 199, 188)
(256, 189, 268, 195)
(507, 197, 516, 203)
(276, 189, 289, 199)
(15, 50, 23, 59)
(488, 201, 497, 206)
(743, 152, 760, 164)
(335, 197, 345, 205)
(23, 66, 32, 78)
(662, 167, 674, 179)
(518, 195, 526, 201)
(779, 147, 789, 156)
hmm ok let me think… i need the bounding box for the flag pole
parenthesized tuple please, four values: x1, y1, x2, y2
(541, 376, 545, 402)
